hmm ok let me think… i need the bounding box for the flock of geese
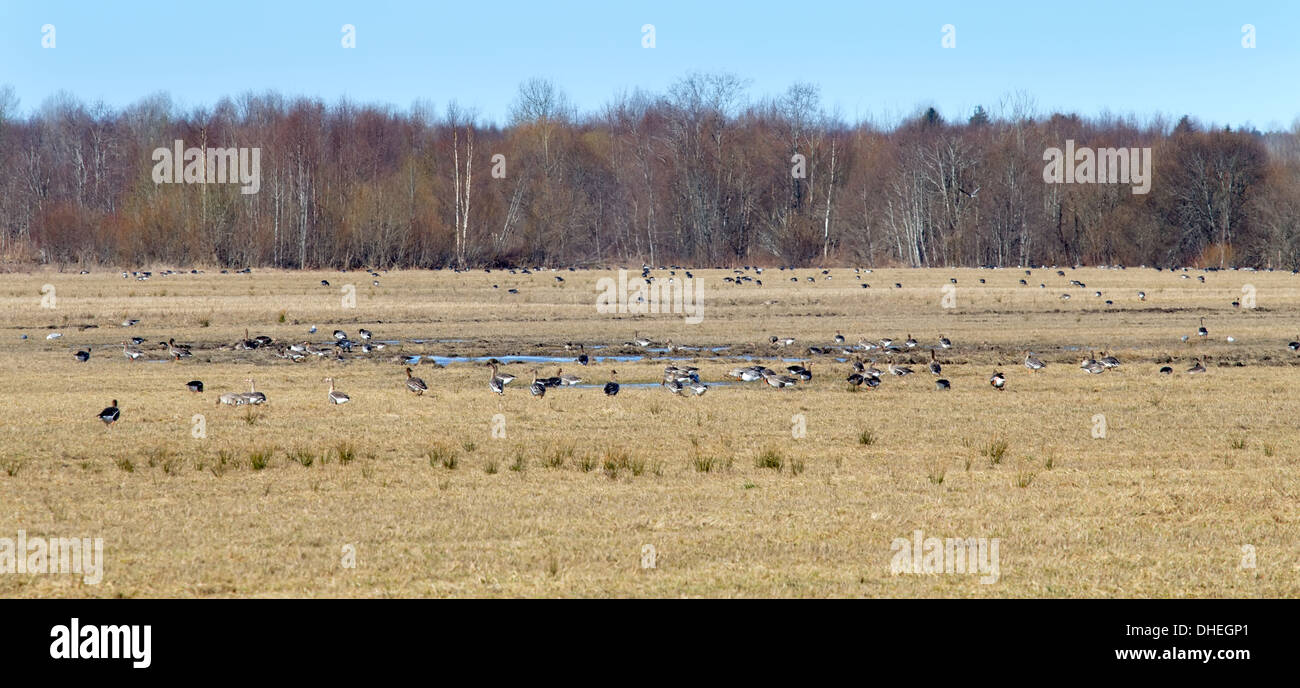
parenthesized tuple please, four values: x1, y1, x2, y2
(87, 319, 1235, 427)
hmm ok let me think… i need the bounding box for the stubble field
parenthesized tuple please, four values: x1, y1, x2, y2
(0, 264, 1297, 597)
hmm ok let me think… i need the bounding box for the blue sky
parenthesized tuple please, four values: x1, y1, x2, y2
(2, 0, 1297, 130)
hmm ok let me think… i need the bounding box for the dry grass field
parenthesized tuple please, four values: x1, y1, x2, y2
(1, 264, 1298, 597)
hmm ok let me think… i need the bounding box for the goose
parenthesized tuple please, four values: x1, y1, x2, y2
(122, 341, 143, 361)
(990, 371, 1006, 391)
(1080, 351, 1099, 369)
(529, 369, 547, 397)
(1099, 353, 1121, 368)
(558, 368, 583, 386)
(847, 373, 865, 387)
(577, 353, 589, 366)
(730, 367, 764, 382)
(242, 379, 267, 405)
(1197, 318, 1208, 338)
(405, 367, 428, 395)
(488, 362, 516, 392)
(47, 332, 63, 340)
(1082, 360, 1106, 374)
(535, 369, 562, 388)
(686, 381, 708, 396)
(218, 392, 246, 406)
(1024, 352, 1046, 372)
(1289, 337, 1300, 352)
(934, 379, 951, 391)
(97, 400, 120, 427)
(358, 329, 372, 340)
(1158, 366, 1174, 374)
(763, 373, 798, 389)
(938, 335, 952, 349)
(665, 379, 685, 395)
(1137, 291, 1146, 301)
(786, 364, 812, 381)
(604, 370, 620, 396)
(905, 334, 917, 349)
(771, 336, 795, 348)
(185, 380, 204, 393)
(74, 347, 91, 363)
(887, 362, 913, 377)
(928, 350, 942, 376)
(333, 330, 347, 341)
(632, 331, 652, 347)
(863, 375, 881, 390)
(1187, 359, 1207, 374)
(833, 331, 846, 344)
(325, 378, 350, 405)
(167, 338, 192, 361)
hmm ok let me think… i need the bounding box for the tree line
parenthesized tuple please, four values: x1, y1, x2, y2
(1, 76, 1297, 270)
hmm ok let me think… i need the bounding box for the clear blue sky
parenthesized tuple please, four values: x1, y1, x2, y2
(2, 0, 1297, 130)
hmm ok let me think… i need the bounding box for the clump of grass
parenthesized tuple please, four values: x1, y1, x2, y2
(789, 458, 805, 476)
(426, 443, 458, 470)
(858, 429, 876, 446)
(692, 454, 719, 472)
(461, 440, 477, 453)
(483, 458, 499, 474)
(241, 407, 260, 426)
(1014, 464, 1036, 488)
(333, 441, 356, 465)
(509, 451, 527, 472)
(602, 447, 632, 479)
(648, 402, 663, 416)
(927, 460, 946, 484)
(575, 453, 596, 473)
(277, 310, 287, 323)
(755, 446, 785, 471)
(1263, 443, 1276, 457)
(115, 456, 135, 473)
(543, 443, 574, 469)
(198, 317, 211, 328)
(143, 446, 172, 468)
(1229, 436, 1247, 451)
(248, 447, 273, 471)
(3, 459, 24, 477)
(287, 447, 315, 467)
(981, 436, 1010, 465)
(162, 456, 182, 475)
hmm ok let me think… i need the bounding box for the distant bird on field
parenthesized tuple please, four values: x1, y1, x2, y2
(405, 367, 427, 395)
(97, 400, 120, 427)
(74, 347, 91, 363)
(604, 370, 620, 396)
(325, 378, 350, 405)
(185, 380, 204, 393)
(990, 371, 1006, 391)
(1024, 352, 1046, 372)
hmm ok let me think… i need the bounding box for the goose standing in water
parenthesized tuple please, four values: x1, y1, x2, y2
(604, 370, 620, 396)
(1024, 352, 1046, 372)
(97, 400, 120, 427)
(74, 347, 91, 362)
(168, 338, 192, 361)
(557, 368, 583, 386)
(185, 380, 204, 393)
(122, 341, 143, 361)
(405, 367, 428, 395)
(1187, 359, 1207, 374)
(989, 371, 1006, 391)
(928, 350, 942, 376)
(325, 378, 350, 405)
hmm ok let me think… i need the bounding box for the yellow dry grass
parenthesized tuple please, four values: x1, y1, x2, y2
(0, 265, 1297, 597)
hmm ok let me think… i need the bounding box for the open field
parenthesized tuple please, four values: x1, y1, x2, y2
(1, 265, 1298, 597)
